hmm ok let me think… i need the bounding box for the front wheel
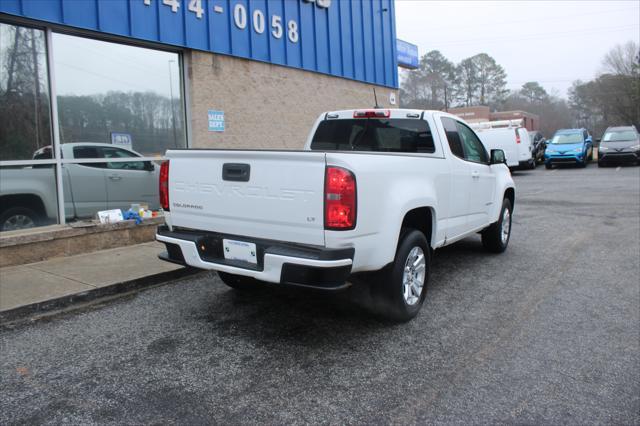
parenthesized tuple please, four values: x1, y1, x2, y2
(374, 229, 430, 322)
(0, 207, 40, 232)
(481, 198, 513, 253)
(545, 163, 552, 170)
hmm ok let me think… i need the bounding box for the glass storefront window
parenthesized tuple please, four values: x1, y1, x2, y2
(52, 33, 186, 157)
(1, 22, 186, 232)
(0, 23, 52, 161)
(0, 165, 58, 231)
(51, 34, 182, 223)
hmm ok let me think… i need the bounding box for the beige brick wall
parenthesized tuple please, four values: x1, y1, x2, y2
(186, 50, 398, 150)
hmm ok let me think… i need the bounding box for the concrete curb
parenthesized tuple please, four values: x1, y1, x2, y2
(0, 267, 203, 326)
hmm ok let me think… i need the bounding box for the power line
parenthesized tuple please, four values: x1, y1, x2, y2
(433, 24, 638, 46)
(422, 6, 638, 32)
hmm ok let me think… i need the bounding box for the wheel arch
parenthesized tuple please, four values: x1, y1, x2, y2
(504, 187, 515, 213)
(0, 194, 47, 218)
(400, 206, 435, 250)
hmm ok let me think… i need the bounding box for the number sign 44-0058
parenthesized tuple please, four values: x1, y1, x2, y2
(141, 0, 331, 43)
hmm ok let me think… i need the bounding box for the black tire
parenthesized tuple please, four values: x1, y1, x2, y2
(578, 160, 587, 168)
(545, 163, 552, 170)
(598, 161, 604, 168)
(373, 229, 431, 322)
(0, 206, 40, 232)
(481, 198, 512, 254)
(218, 271, 261, 291)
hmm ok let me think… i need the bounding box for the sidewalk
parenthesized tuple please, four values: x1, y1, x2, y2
(0, 242, 198, 323)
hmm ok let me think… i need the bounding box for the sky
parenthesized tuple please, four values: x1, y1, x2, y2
(395, 0, 640, 98)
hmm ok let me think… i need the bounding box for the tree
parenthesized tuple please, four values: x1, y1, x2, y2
(453, 57, 478, 107)
(450, 53, 507, 108)
(601, 40, 639, 76)
(399, 50, 455, 110)
(472, 53, 508, 107)
(519, 82, 549, 104)
(569, 41, 640, 136)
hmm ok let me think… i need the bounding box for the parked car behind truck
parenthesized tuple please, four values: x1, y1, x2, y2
(471, 120, 535, 170)
(156, 109, 516, 321)
(598, 126, 640, 167)
(544, 128, 593, 169)
(0, 143, 159, 231)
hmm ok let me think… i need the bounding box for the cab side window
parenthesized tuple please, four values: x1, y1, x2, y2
(441, 117, 464, 158)
(73, 146, 106, 169)
(101, 147, 145, 170)
(456, 122, 488, 163)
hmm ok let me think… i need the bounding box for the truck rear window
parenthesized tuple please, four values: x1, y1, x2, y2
(310, 118, 436, 153)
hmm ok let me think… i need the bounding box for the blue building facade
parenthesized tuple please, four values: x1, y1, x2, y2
(0, 0, 399, 88)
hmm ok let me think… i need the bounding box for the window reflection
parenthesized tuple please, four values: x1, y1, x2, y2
(0, 165, 58, 231)
(52, 33, 186, 157)
(0, 23, 52, 161)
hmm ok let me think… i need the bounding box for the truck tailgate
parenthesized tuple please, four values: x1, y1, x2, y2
(166, 150, 327, 246)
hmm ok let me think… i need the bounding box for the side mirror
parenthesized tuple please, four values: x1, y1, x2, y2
(490, 149, 506, 165)
(596, 138, 601, 143)
(144, 161, 155, 172)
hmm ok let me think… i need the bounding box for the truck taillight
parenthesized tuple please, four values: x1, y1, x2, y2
(353, 109, 390, 118)
(159, 161, 169, 211)
(324, 166, 356, 230)
(515, 129, 521, 144)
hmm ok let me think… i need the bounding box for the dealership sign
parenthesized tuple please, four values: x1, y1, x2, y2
(396, 39, 419, 69)
(208, 110, 225, 132)
(1, 0, 399, 88)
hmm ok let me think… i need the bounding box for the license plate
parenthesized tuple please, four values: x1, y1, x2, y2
(222, 239, 257, 264)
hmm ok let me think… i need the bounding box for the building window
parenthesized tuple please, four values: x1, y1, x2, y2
(0, 23, 52, 161)
(52, 33, 186, 156)
(0, 22, 58, 232)
(0, 22, 187, 232)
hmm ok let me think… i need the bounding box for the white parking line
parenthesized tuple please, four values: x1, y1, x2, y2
(616, 166, 621, 172)
(551, 168, 558, 173)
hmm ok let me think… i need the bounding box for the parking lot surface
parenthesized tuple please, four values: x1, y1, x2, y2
(1, 165, 639, 425)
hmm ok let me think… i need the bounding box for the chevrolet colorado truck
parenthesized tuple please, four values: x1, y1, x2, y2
(156, 109, 516, 321)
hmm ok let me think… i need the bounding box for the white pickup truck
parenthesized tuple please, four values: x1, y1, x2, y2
(156, 109, 515, 321)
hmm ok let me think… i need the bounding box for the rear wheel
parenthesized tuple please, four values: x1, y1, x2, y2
(481, 198, 512, 253)
(218, 271, 261, 291)
(0, 207, 40, 232)
(373, 229, 430, 322)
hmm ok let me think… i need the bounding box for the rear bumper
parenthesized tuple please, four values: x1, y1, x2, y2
(156, 226, 353, 290)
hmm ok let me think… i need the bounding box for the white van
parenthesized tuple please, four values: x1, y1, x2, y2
(471, 120, 534, 169)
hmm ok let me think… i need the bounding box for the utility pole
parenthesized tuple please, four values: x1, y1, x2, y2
(444, 84, 448, 112)
(30, 29, 41, 148)
(168, 60, 178, 148)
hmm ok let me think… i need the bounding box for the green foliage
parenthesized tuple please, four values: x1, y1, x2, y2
(400, 50, 507, 110)
(569, 41, 639, 137)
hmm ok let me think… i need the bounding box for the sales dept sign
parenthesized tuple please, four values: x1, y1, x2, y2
(208, 110, 225, 132)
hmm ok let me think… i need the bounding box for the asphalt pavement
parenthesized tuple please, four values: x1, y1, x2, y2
(1, 164, 639, 425)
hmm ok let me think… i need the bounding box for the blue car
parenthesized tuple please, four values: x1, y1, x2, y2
(544, 128, 593, 169)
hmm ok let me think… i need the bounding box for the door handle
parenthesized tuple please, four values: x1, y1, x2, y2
(471, 171, 480, 179)
(108, 174, 122, 181)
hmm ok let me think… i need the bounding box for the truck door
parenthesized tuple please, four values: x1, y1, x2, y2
(455, 121, 496, 229)
(65, 145, 108, 219)
(440, 117, 472, 239)
(101, 147, 159, 211)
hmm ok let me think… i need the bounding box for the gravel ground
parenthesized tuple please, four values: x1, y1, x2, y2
(1, 164, 639, 425)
